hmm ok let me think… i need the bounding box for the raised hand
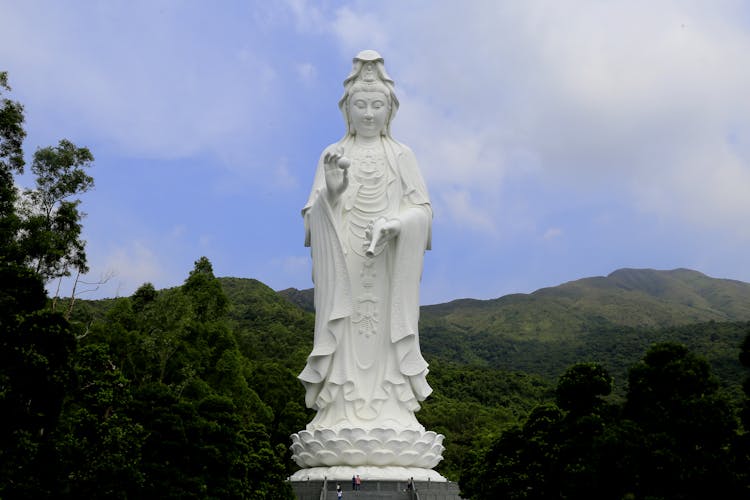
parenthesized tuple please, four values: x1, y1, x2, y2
(324, 146, 350, 203)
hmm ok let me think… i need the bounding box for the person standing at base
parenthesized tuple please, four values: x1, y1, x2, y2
(355, 475, 361, 490)
(337, 483, 343, 499)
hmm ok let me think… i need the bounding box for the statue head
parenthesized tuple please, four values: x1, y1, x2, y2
(339, 50, 400, 138)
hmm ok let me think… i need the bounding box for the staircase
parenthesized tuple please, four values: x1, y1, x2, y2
(290, 479, 463, 500)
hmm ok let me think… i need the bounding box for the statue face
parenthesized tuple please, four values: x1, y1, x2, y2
(348, 91, 389, 138)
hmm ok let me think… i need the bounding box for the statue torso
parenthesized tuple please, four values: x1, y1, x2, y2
(344, 142, 393, 257)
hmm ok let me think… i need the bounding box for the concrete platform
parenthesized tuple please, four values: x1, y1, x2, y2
(290, 466, 446, 482)
(290, 479, 464, 500)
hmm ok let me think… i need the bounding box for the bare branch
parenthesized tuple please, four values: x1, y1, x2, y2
(62, 270, 116, 319)
(72, 270, 115, 296)
(75, 322, 91, 341)
(65, 270, 81, 320)
(51, 276, 63, 312)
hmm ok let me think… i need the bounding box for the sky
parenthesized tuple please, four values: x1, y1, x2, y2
(2, 0, 750, 305)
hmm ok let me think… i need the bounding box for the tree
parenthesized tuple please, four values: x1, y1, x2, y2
(0, 71, 26, 261)
(189, 395, 291, 498)
(555, 362, 613, 415)
(183, 256, 228, 322)
(248, 361, 309, 445)
(740, 330, 750, 428)
(0, 273, 76, 497)
(131, 282, 157, 313)
(139, 289, 193, 385)
(55, 344, 145, 499)
(551, 363, 618, 498)
(19, 139, 94, 282)
(460, 427, 528, 500)
(738, 329, 750, 495)
(624, 342, 740, 498)
(127, 383, 202, 498)
(461, 402, 566, 499)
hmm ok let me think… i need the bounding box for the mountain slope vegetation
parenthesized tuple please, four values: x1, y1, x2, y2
(422, 268, 750, 337)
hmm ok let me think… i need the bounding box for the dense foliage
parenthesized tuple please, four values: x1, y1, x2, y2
(460, 344, 750, 499)
(421, 310, 750, 403)
(64, 260, 298, 498)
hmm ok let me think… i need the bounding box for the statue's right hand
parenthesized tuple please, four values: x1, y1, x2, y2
(324, 146, 350, 202)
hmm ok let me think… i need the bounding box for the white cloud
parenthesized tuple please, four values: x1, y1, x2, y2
(284, 0, 326, 33)
(273, 157, 300, 190)
(317, 0, 750, 241)
(395, 97, 510, 191)
(544, 227, 564, 240)
(295, 62, 318, 85)
(46, 238, 168, 300)
(634, 141, 750, 235)
(169, 224, 187, 239)
(331, 7, 391, 55)
(94, 241, 167, 298)
(281, 255, 310, 275)
(439, 189, 497, 234)
(0, 2, 280, 164)
(198, 234, 213, 249)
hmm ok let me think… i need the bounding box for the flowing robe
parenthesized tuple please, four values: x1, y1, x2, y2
(299, 136, 432, 431)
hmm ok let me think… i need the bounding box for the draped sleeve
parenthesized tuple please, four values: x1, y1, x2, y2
(298, 190, 353, 409)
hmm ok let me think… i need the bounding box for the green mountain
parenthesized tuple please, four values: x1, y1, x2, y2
(422, 268, 750, 337)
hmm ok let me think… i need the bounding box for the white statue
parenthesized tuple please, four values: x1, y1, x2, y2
(290, 50, 445, 482)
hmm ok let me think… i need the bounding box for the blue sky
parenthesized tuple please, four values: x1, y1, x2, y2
(2, 0, 750, 304)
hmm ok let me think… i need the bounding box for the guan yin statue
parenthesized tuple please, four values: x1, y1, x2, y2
(290, 50, 446, 482)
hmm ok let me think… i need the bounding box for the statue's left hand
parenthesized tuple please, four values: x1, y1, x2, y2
(365, 217, 402, 257)
(379, 219, 402, 240)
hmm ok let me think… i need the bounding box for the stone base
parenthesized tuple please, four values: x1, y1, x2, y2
(290, 478, 464, 500)
(289, 465, 447, 482)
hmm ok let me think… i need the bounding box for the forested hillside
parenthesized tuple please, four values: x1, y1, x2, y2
(422, 268, 750, 336)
